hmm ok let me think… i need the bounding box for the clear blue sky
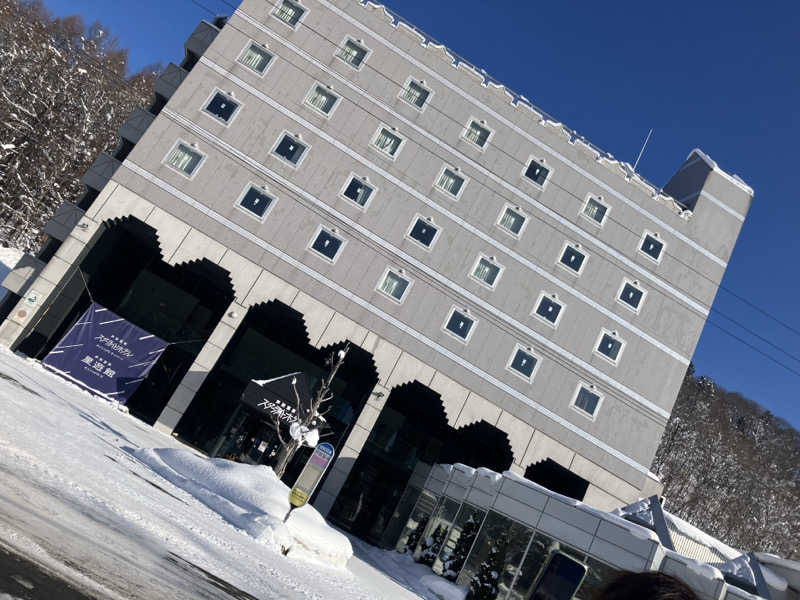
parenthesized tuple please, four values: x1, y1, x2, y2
(42, 0, 800, 428)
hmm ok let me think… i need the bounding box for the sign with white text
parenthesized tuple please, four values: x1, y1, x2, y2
(289, 442, 335, 508)
(42, 303, 167, 403)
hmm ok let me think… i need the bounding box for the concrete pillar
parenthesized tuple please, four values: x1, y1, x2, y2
(153, 300, 246, 434)
(314, 382, 388, 517)
(0, 218, 103, 349)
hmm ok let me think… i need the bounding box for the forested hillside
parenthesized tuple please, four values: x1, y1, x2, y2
(652, 365, 800, 559)
(0, 0, 158, 251)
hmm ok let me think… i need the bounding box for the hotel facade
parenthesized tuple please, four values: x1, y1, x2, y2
(0, 0, 752, 541)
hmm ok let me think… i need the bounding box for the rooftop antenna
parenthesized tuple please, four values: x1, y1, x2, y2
(632, 128, 654, 173)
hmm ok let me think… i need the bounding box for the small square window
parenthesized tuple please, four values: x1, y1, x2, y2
(573, 385, 602, 418)
(273, 134, 307, 166)
(582, 197, 608, 225)
(508, 346, 538, 381)
(534, 294, 563, 327)
(341, 175, 374, 208)
(203, 91, 240, 124)
(444, 308, 475, 342)
(239, 43, 273, 74)
(436, 167, 465, 198)
(471, 256, 502, 288)
(237, 185, 274, 219)
(273, 0, 304, 27)
(378, 269, 411, 302)
(306, 84, 338, 115)
(618, 280, 645, 312)
(337, 39, 368, 68)
(408, 217, 439, 249)
(165, 142, 203, 177)
(464, 120, 490, 148)
(309, 227, 344, 262)
(525, 159, 550, 186)
(400, 80, 430, 109)
(373, 127, 403, 158)
(498, 206, 526, 236)
(596, 331, 624, 363)
(559, 244, 586, 274)
(640, 233, 664, 263)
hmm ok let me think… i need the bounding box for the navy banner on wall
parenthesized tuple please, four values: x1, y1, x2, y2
(43, 303, 168, 404)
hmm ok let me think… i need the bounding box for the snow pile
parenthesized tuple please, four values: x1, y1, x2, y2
(0, 247, 23, 271)
(133, 448, 353, 567)
(420, 574, 467, 600)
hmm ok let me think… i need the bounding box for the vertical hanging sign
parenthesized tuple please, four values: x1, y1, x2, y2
(288, 442, 335, 509)
(42, 303, 168, 404)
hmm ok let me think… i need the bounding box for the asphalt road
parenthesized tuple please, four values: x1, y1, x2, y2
(0, 545, 95, 600)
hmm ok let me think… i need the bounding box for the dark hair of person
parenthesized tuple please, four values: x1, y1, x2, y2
(593, 571, 699, 600)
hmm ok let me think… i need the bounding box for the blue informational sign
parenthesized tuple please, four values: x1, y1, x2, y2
(42, 303, 168, 404)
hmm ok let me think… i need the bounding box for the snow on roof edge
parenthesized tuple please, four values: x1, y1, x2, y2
(687, 148, 754, 196)
(662, 510, 741, 560)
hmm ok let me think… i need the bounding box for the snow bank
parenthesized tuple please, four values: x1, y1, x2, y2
(421, 574, 467, 600)
(133, 448, 353, 567)
(0, 247, 23, 271)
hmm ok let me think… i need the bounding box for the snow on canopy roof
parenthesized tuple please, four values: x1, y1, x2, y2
(499, 469, 658, 542)
(662, 511, 741, 562)
(754, 553, 800, 591)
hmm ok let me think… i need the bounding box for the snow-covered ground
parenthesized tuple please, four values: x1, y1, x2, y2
(0, 247, 23, 302)
(0, 348, 425, 599)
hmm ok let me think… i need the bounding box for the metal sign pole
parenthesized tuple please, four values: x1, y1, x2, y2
(284, 442, 335, 522)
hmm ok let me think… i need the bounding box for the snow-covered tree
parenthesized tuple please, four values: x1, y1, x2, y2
(0, 0, 158, 251)
(418, 524, 446, 566)
(653, 364, 800, 560)
(467, 533, 507, 600)
(403, 515, 428, 554)
(442, 510, 481, 581)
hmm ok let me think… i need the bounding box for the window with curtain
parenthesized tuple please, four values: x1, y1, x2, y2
(472, 257, 500, 287)
(597, 333, 623, 362)
(437, 168, 464, 196)
(274, 0, 304, 26)
(559, 245, 585, 273)
(525, 159, 550, 185)
(342, 177, 373, 207)
(166, 143, 202, 176)
(464, 121, 490, 147)
(379, 270, 410, 301)
(640, 233, 664, 261)
(535, 295, 562, 325)
(337, 40, 367, 67)
(499, 207, 525, 235)
(510, 348, 538, 379)
(401, 81, 429, 108)
(239, 43, 273, 74)
(306, 85, 337, 114)
(619, 281, 644, 310)
(374, 128, 402, 156)
(445, 310, 474, 341)
(583, 197, 607, 224)
(574, 386, 600, 417)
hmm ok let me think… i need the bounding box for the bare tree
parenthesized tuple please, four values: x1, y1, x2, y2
(271, 343, 350, 479)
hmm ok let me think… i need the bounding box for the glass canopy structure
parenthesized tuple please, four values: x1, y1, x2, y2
(385, 463, 779, 600)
